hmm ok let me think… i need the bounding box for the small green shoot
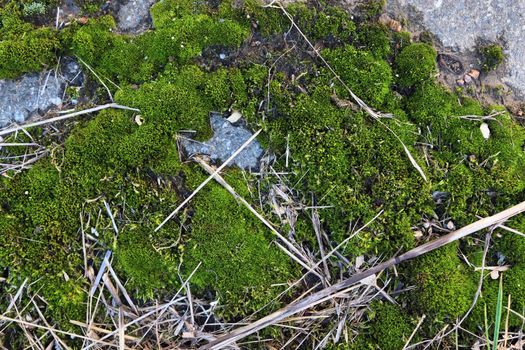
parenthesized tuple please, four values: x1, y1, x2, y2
(492, 275, 504, 350)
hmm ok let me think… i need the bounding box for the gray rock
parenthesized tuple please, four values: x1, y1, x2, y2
(0, 59, 83, 128)
(116, 0, 157, 33)
(386, 0, 525, 96)
(180, 113, 265, 171)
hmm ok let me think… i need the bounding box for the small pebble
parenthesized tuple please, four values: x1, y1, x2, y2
(480, 123, 491, 139)
(456, 78, 465, 86)
(468, 69, 480, 79)
(219, 53, 226, 60)
(463, 74, 473, 83)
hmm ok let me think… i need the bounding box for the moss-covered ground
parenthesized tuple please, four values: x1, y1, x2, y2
(1, 0, 525, 348)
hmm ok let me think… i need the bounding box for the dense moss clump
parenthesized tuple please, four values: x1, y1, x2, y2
(0, 4, 59, 78)
(479, 44, 504, 72)
(497, 218, 525, 265)
(182, 173, 297, 317)
(468, 262, 525, 330)
(395, 43, 437, 88)
(355, 0, 386, 20)
(309, 5, 356, 43)
(368, 302, 414, 350)
(405, 82, 525, 223)
(67, 10, 248, 84)
(355, 23, 391, 59)
(407, 243, 476, 320)
(272, 85, 432, 256)
(114, 65, 213, 138)
(323, 44, 393, 107)
(0, 160, 85, 327)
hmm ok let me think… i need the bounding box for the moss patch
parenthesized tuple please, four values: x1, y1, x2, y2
(395, 43, 437, 88)
(479, 44, 504, 72)
(183, 172, 297, 318)
(407, 243, 477, 320)
(1, 0, 525, 347)
(0, 4, 59, 79)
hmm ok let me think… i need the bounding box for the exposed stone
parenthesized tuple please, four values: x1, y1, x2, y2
(180, 113, 265, 171)
(0, 59, 83, 129)
(463, 74, 472, 84)
(386, 0, 525, 96)
(115, 0, 157, 33)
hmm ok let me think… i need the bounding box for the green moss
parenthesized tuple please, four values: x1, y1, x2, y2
(1, 0, 525, 344)
(356, 23, 391, 59)
(228, 0, 287, 37)
(116, 227, 176, 298)
(150, 0, 207, 28)
(70, 16, 117, 64)
(497, 226, 525, 265)
(505, 264, 525, 309)
(115, 65, 212, 138)
(356, 0, 386, 20)
(68, 13, 248, 84)
(368, 302, 414, 350)
(408, 243, 477, 320)
(391, 31, 412, 58)
(0, 7, 59, 78)
(148, 14, 248, 64)
(182, 172, 297, 317)
(468, 262, 525, 331)
(310, 6, 356, 43)
(323, 45, 393, 107)
(406, 84, 525, 223)
(405, 82, 455, 124)
(205, 67, 249, 110)
(395, 43, 437, 88)
(272, 86, 431, 256)
(0, 159, 85, 330)
(22, 2, 47, 17)
(479, 44, 504, 72)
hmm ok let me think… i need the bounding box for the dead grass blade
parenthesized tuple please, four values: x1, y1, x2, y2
(0, 103, 140, 137)
(155, 129, 262, 232)
(264, 0, 428, 182)
(200, 200, 525, 349)
(0, 315, 119, 348)
(193, 156, 325, 279)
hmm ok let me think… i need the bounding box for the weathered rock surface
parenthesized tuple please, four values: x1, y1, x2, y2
(115, 0, 157, 33)
(386, 0, 525, 96)
(180, 113, 265, 170)
(0, 59, 83, 128)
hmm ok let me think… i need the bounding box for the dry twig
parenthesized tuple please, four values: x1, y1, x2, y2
(201, 200, 525, 349)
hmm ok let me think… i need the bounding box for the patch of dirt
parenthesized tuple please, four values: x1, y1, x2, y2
(433, 46, 524, 114)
